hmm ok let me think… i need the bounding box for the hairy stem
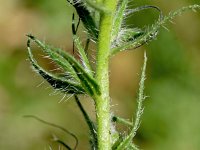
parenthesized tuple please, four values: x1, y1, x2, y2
(95, 1, 117, 150)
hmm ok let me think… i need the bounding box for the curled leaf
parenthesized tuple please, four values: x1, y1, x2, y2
(110, 5, 200, 56)
(24, 115, 78, 150)
(27, 35, 101, 96)
(111, 5, 163, 55)
(126, 5, 163, 21)
(27, 38, 85, 94)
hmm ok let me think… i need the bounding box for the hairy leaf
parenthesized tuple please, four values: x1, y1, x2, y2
(27, 35, 101, 96)
(27, 35, 80, 82)
(112, 0, 129, 42)
(112, 5, 162, 48)
(116, 53, 147, 150)
(110, 5, 200, 56)
(73, 35, 93, 76)
(27, 38, 85, 94)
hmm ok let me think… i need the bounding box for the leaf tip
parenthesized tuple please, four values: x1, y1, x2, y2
(26, 33, 35, 39)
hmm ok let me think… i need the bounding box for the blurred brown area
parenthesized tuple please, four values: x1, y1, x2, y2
(0, 0, 200, 149)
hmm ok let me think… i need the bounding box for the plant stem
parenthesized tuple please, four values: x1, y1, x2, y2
(95, 1, 117, 150)
(112, 116, 133, 127)
(74, 95, 97, 147)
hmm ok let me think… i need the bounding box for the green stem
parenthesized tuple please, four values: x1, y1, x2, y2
(74, 95, 97, 147)
(112, 116, 133, 127)
(95, 1, 117, 150)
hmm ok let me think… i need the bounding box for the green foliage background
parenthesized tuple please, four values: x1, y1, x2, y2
(0, 0, 200, 149)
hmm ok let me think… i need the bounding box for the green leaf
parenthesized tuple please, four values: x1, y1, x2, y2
(116, 133, 134, 150)
(27, 34, 101, 96)
(74, 95, 98, 149)
(112, 134, 123, 150)
(112, 0, 129, 42)
(112, 28, 144, 48)
(27, 38, 85, 94)
(126, 5, 163, 18)
(27, 35, 80, 82)
(116, 52, 147, 150)
(110, 5, 200, 56)
(128, 143, 140, 150)
(112, 5, 162, 48)
(52, 46, 101, 96)
(73, 35, 93, 76)
(67, 0, 99, 41)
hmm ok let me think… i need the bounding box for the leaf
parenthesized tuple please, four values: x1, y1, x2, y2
(112, 0, 129, 42)
(27, 34, 101, 96)
(67, 0, 99, 41)
(112, 5, 162, 48)
(71, 14, 93, 76)
(24, 115, 78, 150)
(52, 46, 101, 96)
(128, 143, 140, 150)
(110, 5, 200, 56)
(74, 95, 98, 149)
(28, 35, 80, 82)
(73, 35, 93, 76)
(112, 134, 123, 150)
(112, 28, 144, 48)
(126, 5, 163, 18)
(116, 52, 147, 150)
(27, 38, 85, 94)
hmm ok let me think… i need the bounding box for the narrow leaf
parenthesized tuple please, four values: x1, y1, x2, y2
(116, 52, 147, 150)
(27, 34, 79, 82)
(27, 35, 101, 96)
(24, 115, 78, 150)
(73, 35, 93, 76)
(110, 5, 200, 56)
(50, 44, 101, 96)
(67, 0, 98, 41)
(54, 139, 72, 150)
(74, 95, 97, 149)
(112, 28, 144, 48)
(128, 143, 140, 150)
(112, 0, 129, 42)
(27, 38, 85, 94)
(126, 5, 163, 20)
(112, 5, 162, 47)
(112, 135, 123, 150)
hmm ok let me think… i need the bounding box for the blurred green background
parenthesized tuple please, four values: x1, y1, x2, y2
(0, 0, 200, 149)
